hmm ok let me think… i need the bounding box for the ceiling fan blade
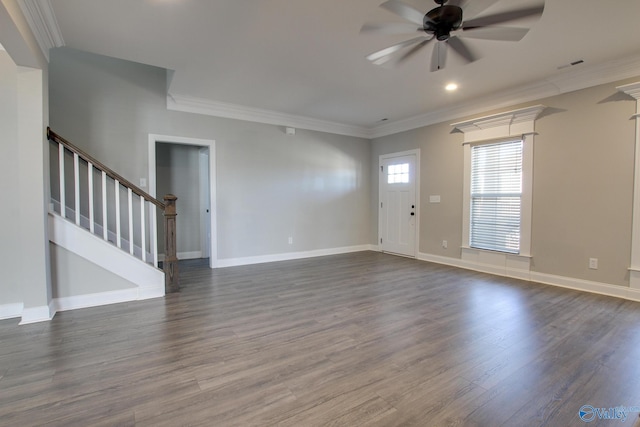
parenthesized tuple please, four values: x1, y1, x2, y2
(457, 0, 500, 21)
(366, 36, 428, 65)
(396, 37, 434, 64)
(463, 5, 545, 29)
(379, 0, 425, 26)
(430, 41, 448, 72)
(460, 26, 529, 41)
(447, 36, 478, 63)
(360, 22, 423, 35)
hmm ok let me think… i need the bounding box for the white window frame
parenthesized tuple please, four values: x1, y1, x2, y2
(452, 105, 545, 279)
(469, 139, 524, 254)
(618, 82, 640, 290)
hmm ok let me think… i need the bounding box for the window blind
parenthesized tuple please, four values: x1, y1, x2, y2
(470, 140, 523, 254)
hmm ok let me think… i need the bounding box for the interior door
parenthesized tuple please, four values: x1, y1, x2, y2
(380, 153, 417, 257)
(199, 148, 211, 259)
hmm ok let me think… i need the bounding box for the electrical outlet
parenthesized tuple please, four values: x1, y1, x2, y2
(140, 178, 147, 188)
(442, 240, 448, 249)
(589, 258, 598, 270)
(288, 237, 293, 245)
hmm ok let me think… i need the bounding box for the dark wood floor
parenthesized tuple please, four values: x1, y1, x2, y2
(2, 252, 640, 426)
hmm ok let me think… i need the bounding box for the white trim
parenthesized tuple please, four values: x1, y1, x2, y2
(630, 269, 640, 291)
(19, 301, 56, 325)
(167, 94, 371, 139)
(178, 251, 202, 260)
(456, 106, 544, 266)
(158, 251, 203, 261)
(530, 271, 640, 303)
(17, 0, 64, 61)
(148, 133, 218, 268)
(378, 150, 421, 258)
(418, 252, 640, 303)
(451, 105, 546, 143)
(617, 82, 640, 290)
(0, 303, 24, 320)
(168, 54, 640, 140)
(53, 286, 162, 313)
(216, 245, 375, 268)
(371, 54, 640, 138)
(460, 247, 531, 281)
(49, 213, 165, 291)
(50, 198, 154, 261)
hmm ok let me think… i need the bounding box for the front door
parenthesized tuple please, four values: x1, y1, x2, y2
(379, 152, 417, 257)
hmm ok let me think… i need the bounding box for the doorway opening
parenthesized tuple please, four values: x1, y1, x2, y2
(148, 134, 217, 268)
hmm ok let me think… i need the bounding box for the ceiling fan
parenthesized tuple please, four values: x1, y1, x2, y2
(363, 0, 545, 71)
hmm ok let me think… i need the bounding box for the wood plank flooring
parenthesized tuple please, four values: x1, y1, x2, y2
(1, 251, 640, 426)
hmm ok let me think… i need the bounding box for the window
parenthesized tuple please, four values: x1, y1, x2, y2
(453, 105, 543, 275)
(470, 140, 523, 253)
(388, 163, 409, 184)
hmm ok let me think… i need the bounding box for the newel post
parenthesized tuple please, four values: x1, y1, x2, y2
(163, 194, 179, 293)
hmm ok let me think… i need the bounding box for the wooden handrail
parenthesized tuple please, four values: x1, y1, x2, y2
(47, 127, 165, 210)
(48, 127, 180, 293)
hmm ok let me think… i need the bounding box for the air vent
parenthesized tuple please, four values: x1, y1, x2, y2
(557, 59, 584, 70)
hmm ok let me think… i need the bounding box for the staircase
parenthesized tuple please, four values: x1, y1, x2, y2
(47, 128, 179, 303)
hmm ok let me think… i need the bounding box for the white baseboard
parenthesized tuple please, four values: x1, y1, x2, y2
(179, 251, 203, 260)
(54, 285, 163, 312)
(216, 244, 376, 268)
(158, 251, 203, 262)
(10, 284, 165, 324)
(418, 251, 640, 303)
(0, 303, 24, 321)
(54, 289, 139, 312)
(19, 301, 56, 325)
(530, 271, 640, 302)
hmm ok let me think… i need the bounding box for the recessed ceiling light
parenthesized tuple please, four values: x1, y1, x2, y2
(445, 83, 458, 91)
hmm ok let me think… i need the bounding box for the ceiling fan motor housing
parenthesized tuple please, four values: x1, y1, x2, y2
(425, 5, 463, 40)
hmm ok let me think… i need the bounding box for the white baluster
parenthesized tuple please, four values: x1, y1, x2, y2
(88, 163, 95, 233)
(102, 171, 108, 240)
(152, 205, 158, 267)
(73, 153, 80, 226)
(115, 180, 121, 248)
(140, 196, 147, 262)
(128, 188, 134, 255)
(59, 144, 66, 218)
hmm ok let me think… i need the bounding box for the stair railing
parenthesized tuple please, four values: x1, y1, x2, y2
(47, 128, 179, 292)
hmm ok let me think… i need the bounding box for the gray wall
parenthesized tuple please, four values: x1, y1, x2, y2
(0, 50, 23, 305)
(156, 142, 202, 256)
(49, 48, 372, 262)
(48, 46, 638, 290)
(0, 40, 51, 316)
(372, 80, 637, 287)
(49, 243, 136, 298)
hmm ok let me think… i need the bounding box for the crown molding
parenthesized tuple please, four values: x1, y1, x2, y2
(451, 104, 545, 143)
(167, 52, 640, 141)
(369, 80, 556, 139)
(617, 81, 640, 100)
(17, 0, 64, 62)
(370, 53, 640, 139)
(167, 94, 372, 139)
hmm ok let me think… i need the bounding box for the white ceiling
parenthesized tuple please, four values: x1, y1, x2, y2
(40, 0, 640, 136)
